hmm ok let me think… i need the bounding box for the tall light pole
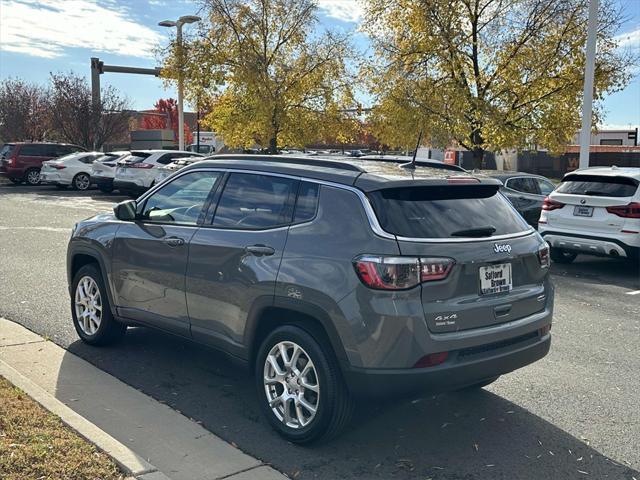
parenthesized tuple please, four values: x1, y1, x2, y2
(578, 0, 599, 170)
(159, 15, 201, 151)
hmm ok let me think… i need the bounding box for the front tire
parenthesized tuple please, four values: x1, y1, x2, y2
(550, 248, 577, 264)
(255, 325, 353, 444)
(71, 264, 126, 346)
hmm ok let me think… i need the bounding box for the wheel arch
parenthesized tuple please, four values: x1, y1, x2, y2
(246, 297, 350, 373)
(68, 247, 116, 308)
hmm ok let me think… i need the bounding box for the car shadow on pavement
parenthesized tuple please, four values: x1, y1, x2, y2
(65, 327, 639, 480)
(550, 256, 640, 290)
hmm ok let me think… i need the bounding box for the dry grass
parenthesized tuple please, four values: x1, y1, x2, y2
(0, 376, 124, 480)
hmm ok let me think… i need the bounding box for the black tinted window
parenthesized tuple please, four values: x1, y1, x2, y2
(508, 177, 539, 194)
(213, 173, 297, 229)
(368, 185, 529, 238)
(19, 144, 48, 156)
(556, 174, 638, 197)
(294, 182, 320, 223)
(140, 171, 219, 225)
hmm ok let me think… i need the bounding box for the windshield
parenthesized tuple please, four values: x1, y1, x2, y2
(368, 185, 530, 238)
(556, 174, 638, 197)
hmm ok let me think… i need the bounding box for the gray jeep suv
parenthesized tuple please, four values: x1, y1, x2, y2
(67, 155, 554, 443)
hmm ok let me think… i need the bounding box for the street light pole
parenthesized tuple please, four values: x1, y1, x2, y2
(176, 22, 185, 151)
(159, 15, 201, 151)
(578, 0, 599, 170)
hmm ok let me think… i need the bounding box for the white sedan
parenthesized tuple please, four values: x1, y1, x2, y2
(40, 152, 104, 190)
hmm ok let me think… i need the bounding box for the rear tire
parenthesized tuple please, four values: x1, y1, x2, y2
(550, 248, 577, 264)
(25, 168, 40, 185)
(71, 264, 126, 346)
(255, 325, 353, 444)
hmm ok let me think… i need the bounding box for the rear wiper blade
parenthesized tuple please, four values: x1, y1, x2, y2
(450, 226, 497, 237)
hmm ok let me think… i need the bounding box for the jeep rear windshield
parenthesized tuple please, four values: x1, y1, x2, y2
(367, 185, 529, 238)
(556, 174, 638, 197)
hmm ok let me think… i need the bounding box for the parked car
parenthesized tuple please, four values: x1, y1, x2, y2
(40, 152, 105, 190)
(154, 156, 205, 185)
(67, 154, 553, 443)
(0, 142, 85, 185)
(539, 166, 640, 263)
(91, 151, 130, 193)
(480, 171, 556, 227)
(113, 150, 203, 195)
(358, 154, 467, 172)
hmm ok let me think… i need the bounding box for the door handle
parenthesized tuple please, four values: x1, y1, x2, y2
(494, 304, 512, 317)
(245, 244, 275, 256)
(164, 236, 185, 247)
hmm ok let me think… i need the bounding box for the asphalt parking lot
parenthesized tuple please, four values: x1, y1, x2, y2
(0, 184, 639, 480)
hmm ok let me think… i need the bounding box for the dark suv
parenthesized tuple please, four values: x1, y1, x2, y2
(67, 155, 554, 443)
(0, 142, 85, 185)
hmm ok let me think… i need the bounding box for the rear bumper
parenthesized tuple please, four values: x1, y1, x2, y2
(40, 173, 70, 185)
(0, 166, 25, 179)
(540, 229, 639, 259)
(343, 332, 551, 398)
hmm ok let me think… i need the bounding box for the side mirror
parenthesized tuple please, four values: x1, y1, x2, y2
(113, 200, 137, 221)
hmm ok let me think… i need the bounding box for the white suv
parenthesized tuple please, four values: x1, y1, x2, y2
(539, 167, 640, 263)
(113, 150, 202, 195)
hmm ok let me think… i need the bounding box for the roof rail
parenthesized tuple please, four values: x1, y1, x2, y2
(207, 154, 365, 172)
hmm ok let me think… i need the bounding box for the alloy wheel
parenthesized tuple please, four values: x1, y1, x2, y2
(263, 341, 320, 429)
(26, 170, 40, 185)
(74, 276, 102, 335)
(75, 174, 90, 190)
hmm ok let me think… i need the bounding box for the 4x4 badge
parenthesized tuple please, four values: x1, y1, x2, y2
(494, 243, 512, 254)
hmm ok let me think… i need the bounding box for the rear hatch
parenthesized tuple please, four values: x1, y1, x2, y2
(545, 173, 639, 234)
(367, 183, 548, 333)
(93, 153, 122, 176)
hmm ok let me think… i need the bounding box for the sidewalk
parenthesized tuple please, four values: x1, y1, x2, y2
(0, 318, 287, 480)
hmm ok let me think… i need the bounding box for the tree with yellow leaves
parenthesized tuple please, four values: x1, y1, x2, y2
(363, 0, 634, 168)
(161, 0, 357, 153)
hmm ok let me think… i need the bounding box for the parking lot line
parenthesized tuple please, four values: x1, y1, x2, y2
(625, 290, 640, 295)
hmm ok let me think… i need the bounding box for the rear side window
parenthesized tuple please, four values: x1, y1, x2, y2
(556, 174, 638, 197)
(213, 173, 298, 230)
(19, 144, 49, 156)
(368, 185, 529, 238)
(293, 182, 320, 223)
(0, 144, 15, 158)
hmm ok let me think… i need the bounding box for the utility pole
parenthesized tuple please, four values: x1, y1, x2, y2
(578, 0, 599, 170)
(90, 58, 160, 150)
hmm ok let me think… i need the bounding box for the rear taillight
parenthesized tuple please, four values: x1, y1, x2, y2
(606, 202, 640, 219)
(542, 196, 564, 211)
(537, 243, 550, 268)
(52, 164, 66, 170)
(8, 157, 16, 167)
(353, 256, 454, 290)
(131, 163, 154, 169)
(413, 352, 449, 368)
(420, 257, 455, 281)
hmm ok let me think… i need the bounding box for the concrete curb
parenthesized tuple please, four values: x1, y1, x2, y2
(0, 359, 165, 480)
(0, 318, 288, 480)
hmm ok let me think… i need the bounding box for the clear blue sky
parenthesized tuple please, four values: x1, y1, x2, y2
(0, 0, 638, 129)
